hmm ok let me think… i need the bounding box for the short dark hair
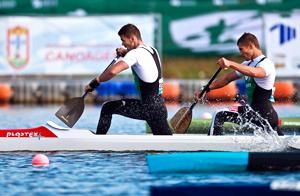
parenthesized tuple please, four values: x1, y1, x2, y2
(237, 32, 260, 49)
(118, 24, 142, 40)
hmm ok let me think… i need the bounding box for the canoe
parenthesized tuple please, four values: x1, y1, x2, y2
(147, 152, 300, 173)
(146, 117, 300, 134)
(0, 121, 299, 152)
(185, 117, 300, 134)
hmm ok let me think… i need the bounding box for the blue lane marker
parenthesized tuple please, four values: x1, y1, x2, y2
(147, 152, 249, 173)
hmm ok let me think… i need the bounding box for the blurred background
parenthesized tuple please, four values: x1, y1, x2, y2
(0, 0, 299, 105)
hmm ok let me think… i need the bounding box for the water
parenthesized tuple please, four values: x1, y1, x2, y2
(0, 104, 300, 195)
(0, 152, 148, 195)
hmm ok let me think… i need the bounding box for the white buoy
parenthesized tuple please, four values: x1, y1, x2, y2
(201, 112, 212, 119)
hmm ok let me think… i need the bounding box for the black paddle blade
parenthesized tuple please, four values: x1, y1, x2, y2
(55, 97, 85, 128)
(170, 107, 192, 134)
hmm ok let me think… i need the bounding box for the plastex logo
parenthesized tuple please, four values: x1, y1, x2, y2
(6, 26, 30, 69)
(270, 23, 296, 45)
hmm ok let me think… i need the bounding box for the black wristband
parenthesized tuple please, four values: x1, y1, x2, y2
(89, 78, 100, 89)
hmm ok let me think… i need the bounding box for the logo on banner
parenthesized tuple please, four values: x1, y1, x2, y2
(270, 23, 296, 45)
(6, 26, 30, 69)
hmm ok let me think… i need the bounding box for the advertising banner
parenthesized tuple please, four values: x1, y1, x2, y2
(264, 13, 300, 77)
(168, 10, 263, 55)
(0, 15, 158, 75)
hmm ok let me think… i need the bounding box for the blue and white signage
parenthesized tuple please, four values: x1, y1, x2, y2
(264, 13, 300, 77)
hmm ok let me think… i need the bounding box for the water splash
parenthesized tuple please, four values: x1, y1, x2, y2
(235, 105, 286, 152)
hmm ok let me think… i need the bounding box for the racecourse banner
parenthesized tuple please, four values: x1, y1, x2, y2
(264, 13, 300, 77)
(0, 15, 158, 75)
(168, 10, 263, 55)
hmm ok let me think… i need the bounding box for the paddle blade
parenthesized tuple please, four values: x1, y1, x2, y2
(170, 107, 192, 134)
(55, 97, 85, 128)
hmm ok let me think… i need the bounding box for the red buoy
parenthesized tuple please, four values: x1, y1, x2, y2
(32, 154, 50, 166)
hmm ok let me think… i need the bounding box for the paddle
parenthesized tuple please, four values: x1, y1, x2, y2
(170, 67, 222, 134)
(55, 57, 119, 127)
(55, 92, 88, 128)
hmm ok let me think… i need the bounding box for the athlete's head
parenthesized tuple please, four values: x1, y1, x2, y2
(237, 32, 260, 49)
(118, 24, 142, 50)
(237, 33, 261, 60)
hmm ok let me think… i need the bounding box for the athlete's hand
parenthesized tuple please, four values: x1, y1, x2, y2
(116, 47, 128, 57)
(85, 85, 93, 93)
(217, 57, 230, 70)
(194, 90, 206, 102)
(194, 85, 211, 102)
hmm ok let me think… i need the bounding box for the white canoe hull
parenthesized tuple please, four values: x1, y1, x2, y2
(0, 135, 278, 152)
(0, 121, 299, 152)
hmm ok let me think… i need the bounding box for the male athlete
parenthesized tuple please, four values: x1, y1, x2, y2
(85, 24, 172, 135)
(200, 32, 282, 136)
